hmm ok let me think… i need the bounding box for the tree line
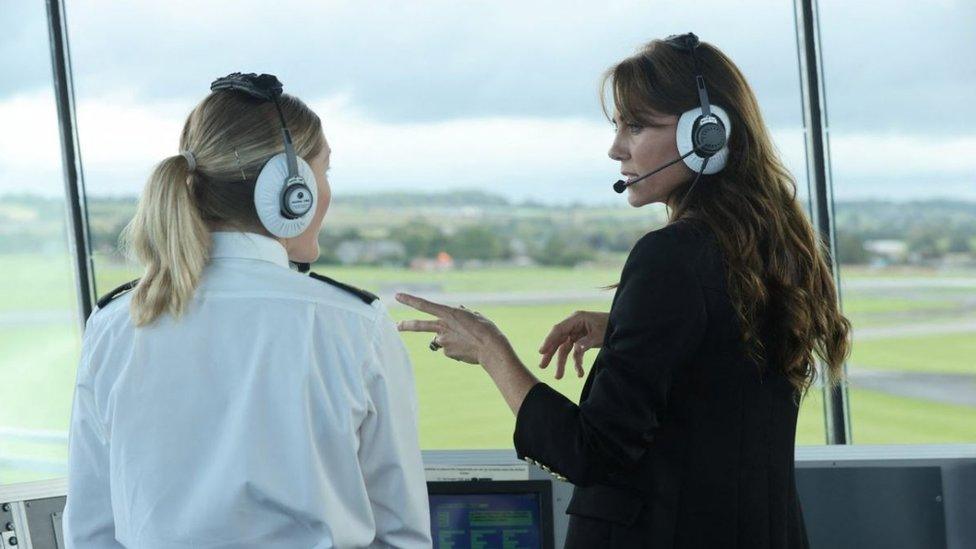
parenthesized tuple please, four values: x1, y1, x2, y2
(0, 193, 973, 267)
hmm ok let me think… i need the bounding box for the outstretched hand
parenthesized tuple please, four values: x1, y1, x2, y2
(395, 293, 512, 366)
(538, 310, 609, 380)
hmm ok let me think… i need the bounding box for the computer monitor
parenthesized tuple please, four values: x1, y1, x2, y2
(427, 480, 555, 549)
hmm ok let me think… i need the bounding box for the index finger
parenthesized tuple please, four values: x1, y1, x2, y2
(395, 292, 454, 317)
(397, 319, 443, 333)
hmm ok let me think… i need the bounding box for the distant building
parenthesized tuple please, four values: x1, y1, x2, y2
(335, 240, 406, 265)
(508, 238, 534, 266)
(864, 239, 908, 265)
(940, 252, 976, 269)
(410, 251, 455, 271)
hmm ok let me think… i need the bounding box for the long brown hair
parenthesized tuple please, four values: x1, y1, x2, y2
(121, 91, 325, 327)
(602, 38, 851, 395)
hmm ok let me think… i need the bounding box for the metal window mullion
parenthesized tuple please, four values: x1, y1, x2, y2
(793, 0, 851, 444)
(45, 0, 95, 329)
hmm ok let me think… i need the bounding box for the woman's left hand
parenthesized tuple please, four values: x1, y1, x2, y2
(395, 293, 513, 366)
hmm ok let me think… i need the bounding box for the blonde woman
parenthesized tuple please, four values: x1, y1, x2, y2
(63, 73, 431, 548)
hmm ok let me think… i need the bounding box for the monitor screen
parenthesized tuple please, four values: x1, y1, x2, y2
(427, 480, 554, 549)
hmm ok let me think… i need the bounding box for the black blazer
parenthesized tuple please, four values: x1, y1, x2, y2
(514, 220, 809, 548)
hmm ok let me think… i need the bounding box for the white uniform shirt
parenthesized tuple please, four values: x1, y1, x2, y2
(63, 232, 431, 549)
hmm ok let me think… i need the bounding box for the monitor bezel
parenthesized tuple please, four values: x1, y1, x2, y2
(426, 480, 555, 549)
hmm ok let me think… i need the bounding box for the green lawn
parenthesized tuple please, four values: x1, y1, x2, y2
(82, 255, 628, 299)
(6, 254, 968, 315)
(795, 387, 976, 444)
(851, 333, 976, 375)
(2, 256, 975, 483)
(0, 255, 79, 311)
(848, 388, 976, 443)
(842, 297, 958, 315)
(0, 325, 79, 430)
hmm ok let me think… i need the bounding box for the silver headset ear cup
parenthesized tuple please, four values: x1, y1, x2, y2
(253, 152, 318, 238)
(676, 104, 731, 174)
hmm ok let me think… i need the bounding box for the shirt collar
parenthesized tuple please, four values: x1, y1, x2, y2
(210, 231, 290, 268)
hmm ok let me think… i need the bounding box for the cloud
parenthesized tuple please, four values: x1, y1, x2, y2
(0, 90, 189, 196)
(0, 0, 888, 125)
(7, 0, 972, 134)
(1, 90, 973, 202)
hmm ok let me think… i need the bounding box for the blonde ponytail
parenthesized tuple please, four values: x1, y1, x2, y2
(122, 155, 210, 326)
(120, 89, 325, 327)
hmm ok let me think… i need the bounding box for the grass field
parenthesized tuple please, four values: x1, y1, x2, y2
(1, 254, 974, 484)
(851, 333, 976, 375)
(2, 254, 970, 327)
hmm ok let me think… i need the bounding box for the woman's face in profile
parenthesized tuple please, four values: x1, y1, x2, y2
(283, 133, 332, 262)
(608, 109, 694, 208)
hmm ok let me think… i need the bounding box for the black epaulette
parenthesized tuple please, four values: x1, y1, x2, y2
(308, 272, 378, 305)
(96, 279, 140, 310)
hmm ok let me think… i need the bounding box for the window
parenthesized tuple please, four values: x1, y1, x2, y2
(72, 1, 824, 449)
(820, 0, 976, 443)
(3, 2, 832, 473)
(0, 2, 81, 483)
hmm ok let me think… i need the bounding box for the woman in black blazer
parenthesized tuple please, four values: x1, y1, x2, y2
(398, 33, 850, 549)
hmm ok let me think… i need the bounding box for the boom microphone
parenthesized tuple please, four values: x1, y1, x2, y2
(612, 149, 700, 194)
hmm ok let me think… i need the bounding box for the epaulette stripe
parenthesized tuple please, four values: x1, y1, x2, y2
(308, 272, 378, 304)
(96, 279, 139, 310)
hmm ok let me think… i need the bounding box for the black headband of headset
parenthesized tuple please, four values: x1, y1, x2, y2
(664, 32, 699, 52)
(210, 72, 300, 179)
(211, 72, 282, 101)
(663, 32, 713, 118)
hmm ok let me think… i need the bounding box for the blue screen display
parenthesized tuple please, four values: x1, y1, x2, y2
(429, 493, 542, 549)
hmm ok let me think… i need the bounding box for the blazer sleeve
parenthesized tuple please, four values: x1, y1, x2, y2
(513, 229, 707, 486)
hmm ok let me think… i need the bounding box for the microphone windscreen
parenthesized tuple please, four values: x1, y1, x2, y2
(613, 180, 627, 194)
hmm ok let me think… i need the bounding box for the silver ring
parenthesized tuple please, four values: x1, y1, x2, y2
(429, 339, 442, 352)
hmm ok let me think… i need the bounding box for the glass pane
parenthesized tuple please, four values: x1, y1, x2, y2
(820, 1, 976, 443)
(0, 2, 81, 483)
(66, 1, 824, 448)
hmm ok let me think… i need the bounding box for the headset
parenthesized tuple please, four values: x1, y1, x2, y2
(210, 72, 318, 239)
(613, 32, 731, 194)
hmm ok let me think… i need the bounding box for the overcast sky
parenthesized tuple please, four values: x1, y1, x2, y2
(1, 0, 973, 204)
